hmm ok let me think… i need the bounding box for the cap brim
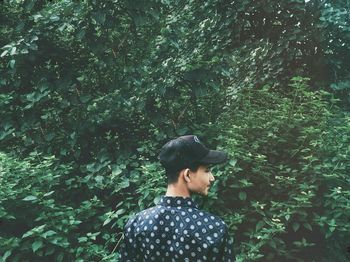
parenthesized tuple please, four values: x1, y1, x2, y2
(199, 150, 227, 165)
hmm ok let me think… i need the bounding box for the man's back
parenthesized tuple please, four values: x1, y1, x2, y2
(120, 196, 234, 261)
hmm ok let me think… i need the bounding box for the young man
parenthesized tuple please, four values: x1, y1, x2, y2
(120, 135, 235, 261)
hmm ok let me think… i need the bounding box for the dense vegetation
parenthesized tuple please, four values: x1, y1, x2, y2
(1, 0, 349, 261)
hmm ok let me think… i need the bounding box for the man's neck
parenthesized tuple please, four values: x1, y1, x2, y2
(165, 183, 191, 198)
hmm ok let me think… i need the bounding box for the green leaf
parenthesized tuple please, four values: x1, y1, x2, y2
(229, 159, 237, 167)
(256, 220, 265, 231)
(32, 240, 43, 252)
(9, 59, 15, 69)
(50, 15, 60, 22)
(42, 230, 57, 238)
(43, 191, 54, 197)
(2, 250, 11, 261)
(23, 195, 38, 201)
(119, 179, 130, 189)
(112, 167, 122, 176)
(292, 222, 300, 232)
(95, 175, 103, 183)
(103, 218, 112, 226)
(0, 50, 8, 57)
(303, 223, 312, 231)
(238, 191, 247, 201)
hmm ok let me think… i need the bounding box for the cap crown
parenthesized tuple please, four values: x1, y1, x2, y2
(159, 135, 209, 173)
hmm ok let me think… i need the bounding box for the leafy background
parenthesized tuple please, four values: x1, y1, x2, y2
(1, 0, 349, 261)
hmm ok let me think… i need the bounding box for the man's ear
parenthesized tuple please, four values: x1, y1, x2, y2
(183, 168, 191, 183)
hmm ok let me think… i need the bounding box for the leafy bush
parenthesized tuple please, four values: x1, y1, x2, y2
(208, 77, 350, 261)
(1, 0, 350, 261)
(0, 152, 116, 261)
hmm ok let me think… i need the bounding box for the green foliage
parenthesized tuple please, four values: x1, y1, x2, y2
(211, 77, 350, 261)
(1, 0, 350, 261)
(0, 152, 120, 261)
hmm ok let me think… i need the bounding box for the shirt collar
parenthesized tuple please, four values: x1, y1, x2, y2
(158, 195, 199, 209)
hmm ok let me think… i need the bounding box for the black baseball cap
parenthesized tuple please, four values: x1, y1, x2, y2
(159, 135, 227, 173)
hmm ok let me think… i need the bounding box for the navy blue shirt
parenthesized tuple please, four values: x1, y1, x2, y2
(120, 195, 235, 261)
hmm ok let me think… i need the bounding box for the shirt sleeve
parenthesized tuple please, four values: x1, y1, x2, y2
(219, 225, 236, 262)
(119, 217, 140, 262)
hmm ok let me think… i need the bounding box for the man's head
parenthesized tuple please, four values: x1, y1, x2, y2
(158, 135, 227, 186)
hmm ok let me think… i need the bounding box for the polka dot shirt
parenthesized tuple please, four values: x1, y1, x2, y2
(119, 196, 235, 261)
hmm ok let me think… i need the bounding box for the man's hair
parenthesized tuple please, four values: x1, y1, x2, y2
(165, 162, 203, 184)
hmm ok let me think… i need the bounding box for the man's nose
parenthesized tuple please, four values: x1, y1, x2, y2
(209, 173, 215, 182)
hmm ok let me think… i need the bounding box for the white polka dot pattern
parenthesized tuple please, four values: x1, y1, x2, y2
(119, 196, 235, 261)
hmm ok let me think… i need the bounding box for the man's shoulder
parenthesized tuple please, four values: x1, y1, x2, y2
(195, 208, 227, 227)
(124, 205, 160, 228)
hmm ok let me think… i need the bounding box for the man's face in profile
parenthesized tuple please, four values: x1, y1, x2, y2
(188, 165, 215, 196)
